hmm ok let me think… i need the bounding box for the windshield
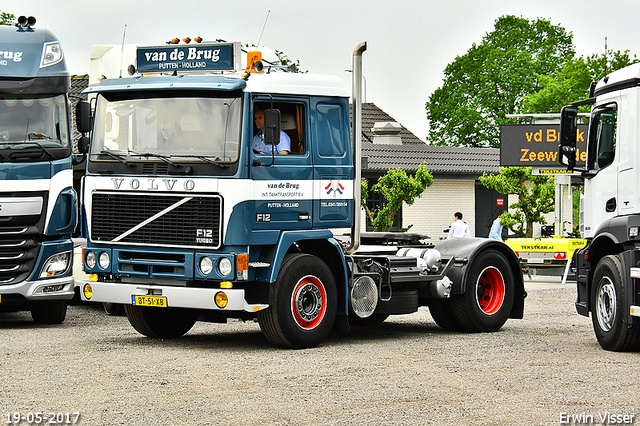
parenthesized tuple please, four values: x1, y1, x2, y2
(0, 94, 70, 148)
(90, 95, 241, 162)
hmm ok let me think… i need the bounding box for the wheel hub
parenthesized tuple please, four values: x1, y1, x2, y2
(596, 277, 616, 332)
(291, 276, 327, 330)
(295, 283, 322, 321)
(475, 266, 505, 315)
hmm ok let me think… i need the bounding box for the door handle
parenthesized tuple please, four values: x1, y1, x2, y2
(606, 197, 616, 212)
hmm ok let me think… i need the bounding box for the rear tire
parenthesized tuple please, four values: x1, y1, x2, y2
(428, 299, 462, 331)
(258, 253, 337, 348)
(591, 255, 640, 351)
(451, 249, 515, 332)
(103, 302, 125, 316)
(31, 301, 67, 324)
(124, 305, 198, 338)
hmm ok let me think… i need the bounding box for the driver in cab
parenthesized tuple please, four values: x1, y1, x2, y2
(253, 109, 290, 155)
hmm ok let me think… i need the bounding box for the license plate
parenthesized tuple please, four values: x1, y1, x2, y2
(526, 258, 544, 264)
(131, 295, 167, 307)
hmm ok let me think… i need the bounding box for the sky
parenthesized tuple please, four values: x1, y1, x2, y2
(8, 0, 640, 141)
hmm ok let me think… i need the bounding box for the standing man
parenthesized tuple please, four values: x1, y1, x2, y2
(448, 212, 471, 238)
(253, 109, 291, 155)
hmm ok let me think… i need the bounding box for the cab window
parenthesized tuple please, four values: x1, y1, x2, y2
(252, 102, 306, 155)
(588, 104, 617, 171)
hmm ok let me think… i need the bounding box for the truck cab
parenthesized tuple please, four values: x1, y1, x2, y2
(0, 17, 77, 323)
(559, 63, 640, 351)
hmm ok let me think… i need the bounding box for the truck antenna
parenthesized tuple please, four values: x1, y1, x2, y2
(120, 24, 128, 78)
(604, 37, 608, 82)
(257, 10, 270, 47)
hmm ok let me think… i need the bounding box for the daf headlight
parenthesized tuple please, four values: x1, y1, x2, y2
(86, 251, 96, 269)
(41, 41, 64, 67)
(98, 252, 110, 270)
(218, 257, 232, 277)
(199, 257, 213, 275)
(39, 251, 72, 278)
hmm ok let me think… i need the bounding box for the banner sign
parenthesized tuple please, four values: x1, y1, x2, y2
(136, 42, 240, 73)
(500, 123, 588, 167)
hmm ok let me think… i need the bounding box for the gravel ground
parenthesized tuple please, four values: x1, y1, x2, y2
(1, 279, 638, 426)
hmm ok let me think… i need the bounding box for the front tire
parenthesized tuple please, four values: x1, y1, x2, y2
(258, 253, 337, 349)
(31, 301, 67, 324)
(591, 255, 640, 351)
(124, 305, 198, 338)
(451, 249, 515, 332)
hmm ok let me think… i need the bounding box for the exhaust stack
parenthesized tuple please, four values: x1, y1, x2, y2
(346, 41, 367, 255)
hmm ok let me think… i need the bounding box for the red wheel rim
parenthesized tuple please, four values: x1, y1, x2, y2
(291, 275, 327, 330)
(475, 266, 505, 315)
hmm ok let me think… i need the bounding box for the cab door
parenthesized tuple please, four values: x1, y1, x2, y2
(583, 100, 618, 237)
(249, 99, 314, 231)
(310, 98, 354, 229)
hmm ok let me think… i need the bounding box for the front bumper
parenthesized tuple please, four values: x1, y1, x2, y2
(81, 281, 268, 312)
(0, 275, 75, 301)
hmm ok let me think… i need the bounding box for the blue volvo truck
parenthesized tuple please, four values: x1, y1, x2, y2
(0, 17, 77, 323)
(78, 41, 525, 348)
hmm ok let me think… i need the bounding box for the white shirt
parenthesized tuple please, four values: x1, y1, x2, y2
(448, 219, 471, 238)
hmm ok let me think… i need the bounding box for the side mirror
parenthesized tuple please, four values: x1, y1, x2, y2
(78, 135, 90, 154)
(75, 101, 92, 134)
(263, 109, 281, 146)
(558, 105, 578, 169)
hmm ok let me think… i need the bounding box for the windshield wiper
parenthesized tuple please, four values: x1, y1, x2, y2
(98, 150, 135, 166)
(26, 139, 55, 160)
(128, 150, 183, 168)
(3, 139, 55, 160)
(169, 154, 230, 168)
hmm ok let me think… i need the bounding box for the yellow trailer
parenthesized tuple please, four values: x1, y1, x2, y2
(505, 236, 587, 283)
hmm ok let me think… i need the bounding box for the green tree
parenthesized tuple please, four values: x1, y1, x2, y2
(362, 163, 434, 232)
(274, 50, 306, 73)
(426, 15, 574, 147)
(479, 167, 555, 238)
(1, 10, 15, 25)
(524, 50, 639, 113)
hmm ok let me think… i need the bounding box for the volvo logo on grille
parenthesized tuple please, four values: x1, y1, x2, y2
(111, 178, 196, 191)
(196, 229, 214, 244)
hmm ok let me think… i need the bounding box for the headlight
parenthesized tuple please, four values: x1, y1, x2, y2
(40, 41, 64, 67)
(199, 257, 213, 275)
(218, 257, 232, 277)
(86, 251, 96, 269)
(40, 251, 71, 278)
(98, 252, 110, 270)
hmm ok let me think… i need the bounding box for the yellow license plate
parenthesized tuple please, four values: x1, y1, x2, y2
(131, 295, 167, 307)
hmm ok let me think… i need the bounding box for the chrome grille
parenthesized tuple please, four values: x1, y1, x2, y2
(0, 226, 40, 285)
(0, 191, 46, 285)
(91, 192, 222, 248)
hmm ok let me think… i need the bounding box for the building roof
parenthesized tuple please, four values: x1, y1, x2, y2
(361, 102, 425, 145)
(362, 141, 500, 175)
(358, 103, 499, 175)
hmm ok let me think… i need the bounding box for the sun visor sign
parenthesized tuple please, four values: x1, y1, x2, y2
(136, 42, 241, 73)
